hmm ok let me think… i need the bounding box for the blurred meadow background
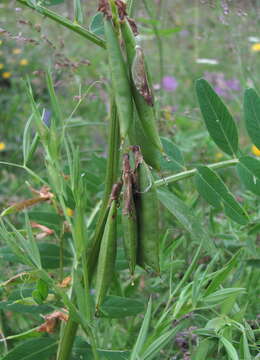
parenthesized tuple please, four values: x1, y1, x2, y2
(1, 0, 260, 166)
(0, 0, 260, 359)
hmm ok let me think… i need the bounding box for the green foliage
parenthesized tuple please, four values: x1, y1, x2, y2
(195, 78, 238, 156)
(195, 166, 249, 225)
(130, 298, 152, 360)
(40, 0, 65, 5)
(237, 156, 260, 196)
(2, 337, 58, 360)
(158, 188, 215, 254)
(0, 1, 260, 360)
(72, 337, 130, 360)
(90, 12, 104, 37)
(244, 88, 260, 149)
(99, 296, 144, 318)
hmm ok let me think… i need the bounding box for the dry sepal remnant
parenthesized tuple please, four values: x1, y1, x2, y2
(37, 310, 68, 334)
(98, 0, 127, 19)
(132, 46, 154, 106)
(1, 186, 54, 216)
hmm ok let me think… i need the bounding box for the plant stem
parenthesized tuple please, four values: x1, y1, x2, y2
(0, 161, 46, 184)
(56, 317, 78, 360)
(155, 159, 239, 187)
(142, 0, 164, 99)
(127, 0, 136, 16)
(193, 0, 200, 61)
(16, 0, 106, 48)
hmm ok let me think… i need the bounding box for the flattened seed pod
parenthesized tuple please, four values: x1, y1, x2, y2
(121, 19, 163, 153)
(95, 199, 117, 311)
(133, 147, 160, 273)
(103, 18, 133, 143)
(128, 112, 161, 171)
(86, 205, 110, 282)
(122, 154, 138, 276)
(131, 45, 154, 107)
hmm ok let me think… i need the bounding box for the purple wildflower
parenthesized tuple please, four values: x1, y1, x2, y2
(214, 86, 227, 97)
(204, 71, 241, 99)
(226, 78, 241, 91)
(162, 76, 178, 92)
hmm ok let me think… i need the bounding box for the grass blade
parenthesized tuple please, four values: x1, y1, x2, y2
(130, 298, 152, 360)
(219, 336, 239, 360)
(45, 70, 62, 129)
(74, 0, 84, 24)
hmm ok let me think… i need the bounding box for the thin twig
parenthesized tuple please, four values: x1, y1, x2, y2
(16, 0, 106, 48)
(155, 159, 239, 187)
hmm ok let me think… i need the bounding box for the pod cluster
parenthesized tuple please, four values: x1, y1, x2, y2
(98, 0, 163, 170)
(94, 0, 162, 313)
(95, 147, 160, 312)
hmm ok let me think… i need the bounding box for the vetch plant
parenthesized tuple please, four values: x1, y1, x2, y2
(0, 1, 260, 360)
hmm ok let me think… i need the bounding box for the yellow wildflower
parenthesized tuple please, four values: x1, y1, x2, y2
(12, 48, 22, 55)
(2, 72, 11, 79)
(0, 64, 4, 70)
(66, 208, 74, 217)
(163, 106, 172, 121)
(0, 142, 6, 151)
(19, 59, 29, 66)
(215, 152, 223, 160)
(251, 145, 260, 157)
(251, 43, 260, 52)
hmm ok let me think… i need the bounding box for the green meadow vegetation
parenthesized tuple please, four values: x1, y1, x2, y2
(0, 1, 260, 359)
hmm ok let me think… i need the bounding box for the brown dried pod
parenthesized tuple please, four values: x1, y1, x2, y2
(131, 45, 154, 107)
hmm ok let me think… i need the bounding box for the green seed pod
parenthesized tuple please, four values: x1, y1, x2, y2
(87, 181, 122, 282)
(121, 19, 163, 153)
(104, 18, 133, 143)
(86, 205, 110, 281)
(122, 154, 137, 276)
(128, 112, 161, 171)
(121, 18, 136, 63)
(95, 199, 118, 311)
(133, 147, 160, 273)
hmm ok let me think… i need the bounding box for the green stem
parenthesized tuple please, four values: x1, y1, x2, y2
(24, 166, 46, 184)
(0, 161, 46, 184)
(56, 318, 78, 360)
(16, 0, 106, 48)
(127, 0, 136, 16)
(81, 255, 93, 321)
(142, 0, 164, 99)
(193, 0, 199, 60)
(155, 159, 239, 187)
